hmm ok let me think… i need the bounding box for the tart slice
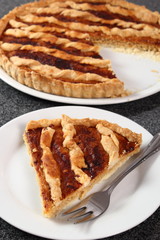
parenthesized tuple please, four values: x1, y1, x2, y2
(23, 114, 142, 217)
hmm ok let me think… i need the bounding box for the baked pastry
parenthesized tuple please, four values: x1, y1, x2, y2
(23, 114, 142, 217)
(0, 0, 159, 98)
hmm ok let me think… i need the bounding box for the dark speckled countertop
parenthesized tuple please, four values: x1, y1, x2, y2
(0, 0, 160, 240)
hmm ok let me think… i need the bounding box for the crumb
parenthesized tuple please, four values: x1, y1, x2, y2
(151, 69, 159, 73)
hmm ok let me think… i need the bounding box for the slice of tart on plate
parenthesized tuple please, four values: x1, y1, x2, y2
(0, 0, 159, 98)
(23, 114, 142, 217)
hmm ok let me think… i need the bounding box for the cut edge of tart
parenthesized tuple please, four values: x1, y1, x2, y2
(0, 0, 160, 99)
(23, 114, 142, 218)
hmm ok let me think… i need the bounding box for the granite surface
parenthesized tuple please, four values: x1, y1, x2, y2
(0, 0, 160, 239)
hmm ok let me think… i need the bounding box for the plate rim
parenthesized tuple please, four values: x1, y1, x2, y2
(0, 106, 160, 240)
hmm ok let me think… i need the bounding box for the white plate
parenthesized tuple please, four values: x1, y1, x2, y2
(0, 48, 160, 105)
(0, 106, 160, 240)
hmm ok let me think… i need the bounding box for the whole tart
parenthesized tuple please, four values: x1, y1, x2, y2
(0, 0, 160, 98)
(23, 114, 142, 217)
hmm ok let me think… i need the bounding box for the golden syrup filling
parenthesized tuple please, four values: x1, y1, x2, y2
(37, 12, 129, 29)
(74, 125, 109, 179)
(50, 126, 82, 199)
(115, 133, 137, 155)
(26, 128, 43, 171)
(7, 50, 115, 79)
(35, 6, 160, 30)
(1, 35, 101, 59)
(74, 125, 138, 178)
(25, 128, 53, 205)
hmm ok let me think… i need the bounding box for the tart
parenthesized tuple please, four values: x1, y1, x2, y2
(23, 114, 142, 217)
(0, 0, 160, 98)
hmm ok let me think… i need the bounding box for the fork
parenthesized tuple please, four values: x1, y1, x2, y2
(61, 132, 160, 224)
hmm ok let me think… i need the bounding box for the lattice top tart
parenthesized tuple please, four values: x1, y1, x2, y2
(0, 0, 160, 98)
(23, 114, 142, 217)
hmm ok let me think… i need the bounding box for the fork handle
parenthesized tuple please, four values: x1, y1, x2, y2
(106, 132, 160, 194)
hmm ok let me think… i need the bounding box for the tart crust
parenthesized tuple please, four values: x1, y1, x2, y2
(23, 114, 142, 217)
(0, 0, 160, 98)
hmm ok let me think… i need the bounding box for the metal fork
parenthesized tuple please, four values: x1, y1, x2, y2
(61, 133, 160, 224)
